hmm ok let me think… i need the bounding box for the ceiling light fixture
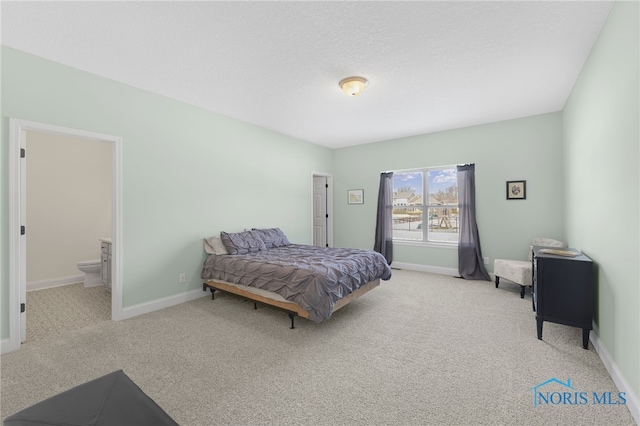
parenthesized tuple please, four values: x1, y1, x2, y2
(339, 76, 368, 96)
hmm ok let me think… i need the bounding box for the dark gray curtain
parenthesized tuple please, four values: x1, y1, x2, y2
(457, 164, 490, 280)
(374, 172, 393, 265)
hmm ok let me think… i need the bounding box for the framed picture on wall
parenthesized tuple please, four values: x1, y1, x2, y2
(506, 180, 526, 200)
(348, 189, 364, 204)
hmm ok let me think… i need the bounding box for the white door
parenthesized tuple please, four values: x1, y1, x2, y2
(313, 176, 328, 247)
(19, 130, 27, 342)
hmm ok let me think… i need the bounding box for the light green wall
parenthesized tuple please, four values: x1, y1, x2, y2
(2, 3, 637, 403)
(332, 112, 565, 270)
(563, 0, 639, 399)
(1, 47, 333, 338)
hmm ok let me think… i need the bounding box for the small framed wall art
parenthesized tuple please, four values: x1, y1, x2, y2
(506, 180, 526, 200)
(348, 189, 364, 204)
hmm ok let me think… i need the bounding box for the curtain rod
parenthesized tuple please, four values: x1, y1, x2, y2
(381, 163, 469, 174)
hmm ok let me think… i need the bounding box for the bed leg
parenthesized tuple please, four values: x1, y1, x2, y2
(254, 302, 258, 310)
(203, 283, 216, 300)
(288, 313, 296, 329)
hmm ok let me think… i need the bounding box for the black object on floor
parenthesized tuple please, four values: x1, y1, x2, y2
(3, 370, 178, 426)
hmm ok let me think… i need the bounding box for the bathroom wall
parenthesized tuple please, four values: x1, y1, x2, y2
(26, 131, 112, 286)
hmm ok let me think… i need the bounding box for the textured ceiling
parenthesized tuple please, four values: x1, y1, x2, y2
(1, 1, 613, 149)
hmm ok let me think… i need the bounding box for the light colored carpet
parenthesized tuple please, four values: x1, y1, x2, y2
(1, 270, 635, 425)
(26, 282, 111, 342)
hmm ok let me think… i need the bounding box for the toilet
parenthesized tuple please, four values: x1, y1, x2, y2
(77, 259, 102, 287)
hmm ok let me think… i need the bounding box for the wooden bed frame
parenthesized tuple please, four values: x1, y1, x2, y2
(202, 278, 380, 328)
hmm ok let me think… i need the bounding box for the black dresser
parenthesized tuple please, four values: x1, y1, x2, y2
(532, 246, 594, 349)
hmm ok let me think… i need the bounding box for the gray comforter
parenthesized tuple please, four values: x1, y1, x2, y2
(200, 244, 392, 323)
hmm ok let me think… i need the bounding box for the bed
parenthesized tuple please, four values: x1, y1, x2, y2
(200, 228, 392, 328)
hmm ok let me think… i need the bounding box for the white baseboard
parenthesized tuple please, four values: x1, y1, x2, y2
(391, 261, 459, 277)
(27, 275, 84, 292)
(118, 287, 209, 321)
(1, 337, 19, 355)
(590, 331, 640, 425)
(391, 262, 498, 282)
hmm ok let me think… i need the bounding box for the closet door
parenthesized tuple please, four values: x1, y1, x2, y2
(312, 176, 328, 247)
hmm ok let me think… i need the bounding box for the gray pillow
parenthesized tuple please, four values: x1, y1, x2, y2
(253, 228, 290, 248)
(220, 230, 266, 254)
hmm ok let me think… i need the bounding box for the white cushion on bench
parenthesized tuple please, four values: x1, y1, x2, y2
(494, 259, 532, 286)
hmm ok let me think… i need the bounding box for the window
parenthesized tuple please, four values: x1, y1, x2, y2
(392, 167, 459, 244)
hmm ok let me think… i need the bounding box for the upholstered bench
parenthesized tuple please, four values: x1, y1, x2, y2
(494, 258, 532, 297)
(494, 238, 567, 298)
(3, 370, 178, 426)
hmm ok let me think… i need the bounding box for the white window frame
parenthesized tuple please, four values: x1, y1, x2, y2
(391, 166, 459, 248)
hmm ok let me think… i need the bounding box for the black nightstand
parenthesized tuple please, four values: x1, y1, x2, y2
(532, 246, 594, 349)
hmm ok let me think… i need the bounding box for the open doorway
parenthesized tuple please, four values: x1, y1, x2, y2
(24, 130, 112, 342)
(6, 119, 122, 353)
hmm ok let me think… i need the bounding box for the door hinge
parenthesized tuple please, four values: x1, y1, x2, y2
(21, 226, 25, 235)
(20, 303, 25, 313)
(325, 183, 328, 188)
(20, 148, 25, 158)
(325, 214, 329, 218)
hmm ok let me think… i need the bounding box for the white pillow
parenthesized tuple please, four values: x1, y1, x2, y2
(203, 236, 229, 255)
